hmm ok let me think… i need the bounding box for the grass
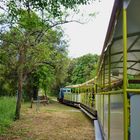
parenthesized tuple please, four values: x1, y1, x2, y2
(0, 96, 16, 134)
(0, 99, 95, 140)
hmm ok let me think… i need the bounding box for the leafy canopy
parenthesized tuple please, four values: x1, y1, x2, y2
(67, 54, 99, 85)
(7, 0, 93, 17)
(0, 10, 69, 96)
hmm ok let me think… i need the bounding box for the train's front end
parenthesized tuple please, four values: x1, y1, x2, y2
(58, 87, 71, 103)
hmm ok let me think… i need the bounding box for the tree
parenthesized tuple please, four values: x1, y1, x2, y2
(67, 54, 99, 84)
(0, 0, 94, 120)
(0, 10, 69, 119)
(6, 0, 93, 17)
(25, 39, 69, 99)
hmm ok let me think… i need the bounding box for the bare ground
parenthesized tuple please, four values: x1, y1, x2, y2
(0, 100, 94, 140)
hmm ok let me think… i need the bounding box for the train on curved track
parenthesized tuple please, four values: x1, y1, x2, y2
(58, 0, 140, 140)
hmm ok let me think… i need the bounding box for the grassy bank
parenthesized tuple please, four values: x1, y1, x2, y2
(0, 96, 16, 134)
(0, 100, 94, 140)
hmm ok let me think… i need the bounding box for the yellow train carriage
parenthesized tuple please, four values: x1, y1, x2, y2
(62, 0, 140, 140)
(95, 0, 140, 139)
(64, 79, 96, 118)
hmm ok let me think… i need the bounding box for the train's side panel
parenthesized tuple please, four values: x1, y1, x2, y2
(130, 95, 140, 140)
(95, 0, 140, 139)
(61, 0, 140, 139)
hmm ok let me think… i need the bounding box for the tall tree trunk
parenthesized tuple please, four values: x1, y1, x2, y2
(15, 70, 23, 119)
(15, 49, 24, 120)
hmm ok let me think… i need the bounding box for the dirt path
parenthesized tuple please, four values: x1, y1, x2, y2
(0, 100, 94, 140)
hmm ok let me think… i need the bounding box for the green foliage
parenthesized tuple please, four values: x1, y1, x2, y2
(6, 0, 93, 19)
(0, 0, 94, 119)
(127, 75, 140, 89)
(18, 9, 43, 31)
(0, 97, 16, 134)
(128, 84, 140, 89)
(0, 10, 69, 98)
(67, 54, 99, 85)
(0, 8, 98, 99)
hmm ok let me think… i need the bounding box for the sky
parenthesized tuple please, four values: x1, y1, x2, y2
(62, 0, 114, 58)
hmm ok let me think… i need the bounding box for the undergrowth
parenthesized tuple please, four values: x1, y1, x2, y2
(0, 96, 16, 134)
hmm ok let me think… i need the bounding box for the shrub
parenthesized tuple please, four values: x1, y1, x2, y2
(0, 96, 16, 134)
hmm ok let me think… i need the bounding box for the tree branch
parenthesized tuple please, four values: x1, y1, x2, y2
(35, 19, 85, 45)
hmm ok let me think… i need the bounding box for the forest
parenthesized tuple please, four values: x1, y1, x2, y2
(0, 0, 98, 135)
